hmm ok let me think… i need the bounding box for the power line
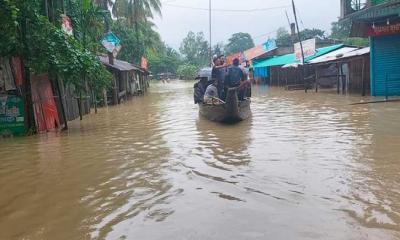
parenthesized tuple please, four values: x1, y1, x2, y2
(164, 3, 289, 13)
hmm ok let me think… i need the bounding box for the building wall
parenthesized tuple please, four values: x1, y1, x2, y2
(370, 34, 400, 96)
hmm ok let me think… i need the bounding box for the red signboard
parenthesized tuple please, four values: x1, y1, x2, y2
(367, 23, 400, 37)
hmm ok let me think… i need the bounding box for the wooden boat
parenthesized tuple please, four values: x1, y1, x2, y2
(199, 88, 251, 123)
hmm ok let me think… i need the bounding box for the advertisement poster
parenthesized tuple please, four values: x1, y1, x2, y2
(294, 38, 316, 62)
(61, 15, 73, 36)
(101, 32, 122, 57)
(0, 95, 26, 136)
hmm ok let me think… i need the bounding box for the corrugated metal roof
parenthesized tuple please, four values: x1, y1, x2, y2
(253, 44, 344, 68)
(253, 53, 295, 68)
(244, 45, 267, 61)
(308, 47, 359, 64)
(339, 47, 370, 58)
(98, 56, 142, 72)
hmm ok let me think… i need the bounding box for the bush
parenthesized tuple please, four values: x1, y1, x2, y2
(177, 64, 198, 80)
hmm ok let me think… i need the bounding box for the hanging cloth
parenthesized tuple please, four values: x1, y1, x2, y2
(0, 58, 16, 92)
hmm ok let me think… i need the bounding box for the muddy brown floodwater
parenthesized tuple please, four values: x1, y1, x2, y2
(0, 81, 400, 240)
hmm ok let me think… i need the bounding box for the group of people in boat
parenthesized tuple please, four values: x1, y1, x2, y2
(194, 55, 251, 105)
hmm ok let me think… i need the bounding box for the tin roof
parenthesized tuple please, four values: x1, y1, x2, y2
(308, 47, 359, 64)
(309, 47, 370, 64)
(98, 56, 142, 72)
(253, 44, 344, 68)
(244, 45, 268, 61)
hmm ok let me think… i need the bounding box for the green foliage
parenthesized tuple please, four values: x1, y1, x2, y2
(28, 15, 112, 92)
(147, 44, 181, 75)
(177, 64, 198, 80)
(276, 27, 292, 47)
(225, 32, 255, 55)
(0, 0, 112, 93)
(66, 0, 106, 52)
(276, 27, 327, 46)
(114, 0, 162, 25)
(111, 19, 142, 63)
(330, 21, 369, 47)
(0, 0, 19, 56)
(330, 21, 351, 40)
(343, 37, 369, 47)
(179, 31, 209, 67)
(212, 42, 225, 57)
(301, 28, 326, 40)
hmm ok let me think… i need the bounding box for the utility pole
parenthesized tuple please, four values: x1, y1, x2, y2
(291, 0, 307, 92)
(285, 10, 294, 47)
(102, 0, 116, 105)
(209, 0, 212, 67)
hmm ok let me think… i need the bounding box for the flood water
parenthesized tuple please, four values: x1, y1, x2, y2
(0, 81, 400, 240)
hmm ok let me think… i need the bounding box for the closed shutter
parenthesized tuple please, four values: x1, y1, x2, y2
(371, 34, 400, 96)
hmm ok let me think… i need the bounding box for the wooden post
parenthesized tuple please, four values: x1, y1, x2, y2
(277, 69, 280, 87)
(103, 88, 108, 107)
(56, 76, 68, 130)
(315, 65, 319, 93)
(78, 91, 83, 120)
(112, 72, 118, 105)
(337, 63, 340, 95)
(340, 63, 345, 94)
(93, 90, 98, 114)
(292, 0, 306, 92)
(361, 58, 366, 96)
(21, 15, 36, 133)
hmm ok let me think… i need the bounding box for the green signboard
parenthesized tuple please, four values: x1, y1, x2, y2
(0, 95, 26, 136)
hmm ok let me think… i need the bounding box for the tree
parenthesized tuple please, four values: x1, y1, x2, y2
(212, 42, 225, 57)
(330, 21, 351, 40)
(179, 31, 209, 67)
(276, 27, 292, 46)
(225, 32, 255, 55)
(300, 28, 326, 40)
(113, 0, 162, 63)
(147, 43, 182, 75)
(330, 20, 369, 47)
(177, 64, 198, 80)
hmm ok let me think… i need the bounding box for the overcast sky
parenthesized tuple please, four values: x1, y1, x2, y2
(153, 0, 341, 50)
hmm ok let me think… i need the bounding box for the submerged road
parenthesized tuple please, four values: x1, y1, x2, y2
(0, 81, 399, 240)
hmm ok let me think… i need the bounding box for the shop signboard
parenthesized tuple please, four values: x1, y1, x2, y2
(366, 22, 400, 37)
(294, 38, 316, 62)
(263, 39, 277, 52)
(101, 32, 122, 57)
(0, 95, 26, 136)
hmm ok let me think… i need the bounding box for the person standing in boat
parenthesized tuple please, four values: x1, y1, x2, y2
(211, 55, 227, 100)
(226, 58, 249, 100)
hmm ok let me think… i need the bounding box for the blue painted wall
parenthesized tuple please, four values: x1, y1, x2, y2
(370, 34, 400, 96)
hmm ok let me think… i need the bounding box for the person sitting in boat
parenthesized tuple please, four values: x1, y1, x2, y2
(194, 75, 208, 104)
(204, 79, 222, 104)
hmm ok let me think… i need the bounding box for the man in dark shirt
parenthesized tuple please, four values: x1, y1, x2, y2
(226, 58, 245, 88)
(226, 58, 251, 100)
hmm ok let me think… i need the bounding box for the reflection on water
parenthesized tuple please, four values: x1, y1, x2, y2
(0, 81, 399, 240)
